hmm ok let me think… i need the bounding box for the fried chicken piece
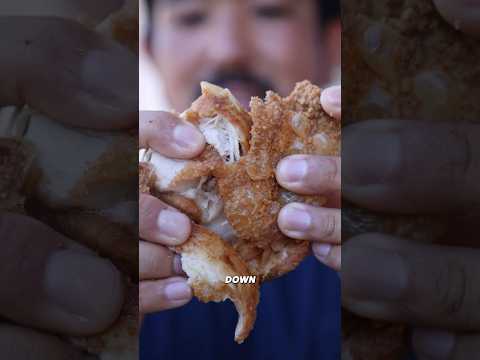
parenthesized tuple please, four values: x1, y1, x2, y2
(139, 80, 340, 341)
(172, 225, 259, 344)
(0, 138, 34, 212)
(342, 0, 480, 358)
(97, 0, 139, 53)
(342, 311, 407, 360)
(182, 82, 253, 160)
(215, 81, 340, 280)
(139, 160, 259, 344)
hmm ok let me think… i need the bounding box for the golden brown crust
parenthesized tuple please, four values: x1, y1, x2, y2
(183, 82, 252, 154)
(342, 312, 408, 360)
(140, 161, 259, 343)
(98, 0, 139, 53)
(158, 192, 203, 224)
(139, 80, 340, 340)
(170, 146, 222, 188)
(214, 81, 340, 280)
(0, 138, 34, 212)
(139, 162, 155, 194)
(341, 1, 480, 358)
(172, 225, 259, 343)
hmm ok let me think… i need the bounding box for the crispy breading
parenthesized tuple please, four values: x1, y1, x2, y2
(183, 82, 252, 155)
(0, 138, 34, 212)
(215, 81, 340, 280)
(342, 312, 407, 360)
(139, 162, 154, 194)
(342, 0, 480, 359)
(170, 146, 222, 188)
(139, 80, 340, 340)
(139, 163, 260, 344)
(97, 0, 139, 53)
(172, 225, 260, 344)
(159, 192, 203, 223)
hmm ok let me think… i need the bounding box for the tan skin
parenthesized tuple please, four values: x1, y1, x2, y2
(140, 0, 342, 318)
(148, 0, 328, 110)
(0, 6, 134, 358)
(138, 90, 341, 316)
(343, 2, 480, 359)
(142, 0, 480, 358)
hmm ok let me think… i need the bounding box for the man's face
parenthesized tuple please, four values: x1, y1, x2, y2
(149, 0, 328, 111)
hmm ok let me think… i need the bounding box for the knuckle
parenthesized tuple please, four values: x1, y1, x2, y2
(139, 195, 163, 235)
(310, 156, 339, 190)
(138, 283, 148, 313)
(317, 212, 337, 240)
(140, 248, 157, 275)
(434, 261, 473, 322)
(325, 157, 340, 183)
(139, 282, 167, 313)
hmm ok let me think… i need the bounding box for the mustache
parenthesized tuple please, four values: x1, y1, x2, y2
(196, 70, 274, 99)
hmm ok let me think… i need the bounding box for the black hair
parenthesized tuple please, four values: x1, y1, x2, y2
(145, 0, 340, 27)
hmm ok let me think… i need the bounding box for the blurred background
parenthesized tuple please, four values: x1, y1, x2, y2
(139, 0, 340, 111)
(139, 1, 342, 359)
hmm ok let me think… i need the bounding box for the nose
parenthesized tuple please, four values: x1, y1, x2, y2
(206, 4, 250, 68)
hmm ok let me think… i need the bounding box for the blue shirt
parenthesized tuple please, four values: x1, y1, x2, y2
(140, 255, 341, 360)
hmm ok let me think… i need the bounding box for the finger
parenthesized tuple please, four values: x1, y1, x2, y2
(312, 243, 341, 271)
(139, 240, 184, 280)
(139, 193, 192, 245)
(276, 155, 341, 196)
(278, 203, 341, 244)
(0, 17, 136, 129)
(342, 233, 480, 330)
(0, 213, 124, 335)
(0, 323, 94, 360)
(434, 0, 480, 37)
(139, 111, 205, 158)
(140, 277, 192, 314)
(320, 85, 341, 120)
(343, 120, 480, 213)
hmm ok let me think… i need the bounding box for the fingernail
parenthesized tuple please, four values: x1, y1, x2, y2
(157, 209, 190, 243)
(173, 255, 185, 275)
(413, 329, 455, 360)
(322, 86, 341, 108)
(313, 243, 331, 259)
(46, 250, 123, 324)
(173, 124, 204, 150)
(277, 158, 308, 183)
(343, 244, 408, 301)
(165, 281, 191, 301)
(343, 127, 401, 186)
(280, 204, 312, 232)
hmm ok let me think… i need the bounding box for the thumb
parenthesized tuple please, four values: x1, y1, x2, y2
(434, 0, 480, 37)
(343, 233, 480, 330)
(0, 213, 124, 335)
(0, 17, 136, 130)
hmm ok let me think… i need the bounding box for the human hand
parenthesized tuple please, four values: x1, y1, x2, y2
(0, 15, 136, 130)
(0, 9, 136, 358)
(275, 85, 341, 271)
(0, 213, 123, 359)
(139, 111, 205, 317)
(342, 120, 480, 359)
